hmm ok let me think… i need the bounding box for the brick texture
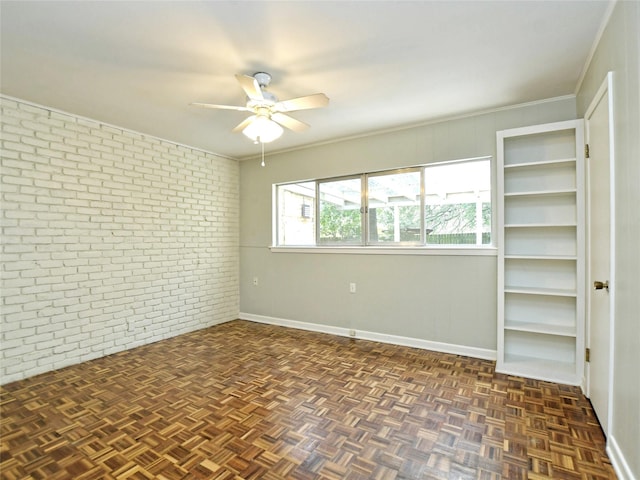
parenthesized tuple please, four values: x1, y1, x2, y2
(1, 95, 239, 384)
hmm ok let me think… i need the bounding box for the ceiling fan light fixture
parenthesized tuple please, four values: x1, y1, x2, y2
(192, 72, 329, 146)
(242, 115, 283, 143)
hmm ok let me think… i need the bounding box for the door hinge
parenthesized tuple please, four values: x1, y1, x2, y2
(586, 348, 591, 362)
(585, 144, 590, 158)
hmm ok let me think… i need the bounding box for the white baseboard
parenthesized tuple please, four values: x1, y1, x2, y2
(238, 313, 497, 361)
(608, 434, 637, 480)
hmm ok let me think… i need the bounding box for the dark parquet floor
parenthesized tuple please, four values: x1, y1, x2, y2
(1, 320, 615, 479)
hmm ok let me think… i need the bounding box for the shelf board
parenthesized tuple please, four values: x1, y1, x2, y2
(504, 188, 577, 198)
(504, 320, 576, 337)
(505, 254, 577, 261)
(505, 223, 577, 229)
(498, 355, 578, 384)
(504, 286, 577, 297)
(504, 158, 576, 169)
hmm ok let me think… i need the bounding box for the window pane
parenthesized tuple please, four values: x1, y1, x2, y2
(367, 170, 422, 244)
(424, 160, 491, 245)
(277, 182, 316, 245)
(318, 177, 362, 244)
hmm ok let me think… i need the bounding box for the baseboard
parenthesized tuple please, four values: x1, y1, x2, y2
(238, 313, 497, 361)
(239, 313, 354, 339)
(608, 434, 637, 480)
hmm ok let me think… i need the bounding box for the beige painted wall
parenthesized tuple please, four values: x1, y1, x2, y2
(576, 1, 640, 477)
(240, 97, 577, 352)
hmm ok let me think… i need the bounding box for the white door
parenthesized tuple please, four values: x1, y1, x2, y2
(585, 72, 614, 436)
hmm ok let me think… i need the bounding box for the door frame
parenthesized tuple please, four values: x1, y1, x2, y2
(584, 71, 616, 434)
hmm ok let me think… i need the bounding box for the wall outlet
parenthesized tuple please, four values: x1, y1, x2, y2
(349, 329, 356, 337)
(253, 276, 259, 286)
(349, 282, 356, 293)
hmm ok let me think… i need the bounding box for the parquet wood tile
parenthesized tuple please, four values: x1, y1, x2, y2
(1, 320, 615, 479)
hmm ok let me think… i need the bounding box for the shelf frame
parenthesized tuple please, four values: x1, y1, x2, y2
(497, 119, 585, 386)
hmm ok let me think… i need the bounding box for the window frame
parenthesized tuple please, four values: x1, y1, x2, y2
(423, 158, 492, 247)
(365, 167, 425, 246)
(273, 156, 494, 252)
(316, 174, 365, 246)
(275, 180, 317, 247)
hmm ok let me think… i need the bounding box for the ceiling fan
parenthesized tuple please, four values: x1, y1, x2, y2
(191, 72, 329, 143)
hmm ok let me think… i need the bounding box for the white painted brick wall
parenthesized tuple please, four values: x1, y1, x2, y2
(1, 96, 240, 384)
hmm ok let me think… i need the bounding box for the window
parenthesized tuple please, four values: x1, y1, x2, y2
(277, 181, 315, 246)
(318, 177, 362, 245)
(367, 169, 422, 245)
(424, 160, 491, 245)
(275, 157, 491, 248)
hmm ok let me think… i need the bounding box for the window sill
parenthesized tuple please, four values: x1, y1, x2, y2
(269, 246, 497, 256)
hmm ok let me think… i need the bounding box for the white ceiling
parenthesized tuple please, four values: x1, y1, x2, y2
(1, 1, 609, 159)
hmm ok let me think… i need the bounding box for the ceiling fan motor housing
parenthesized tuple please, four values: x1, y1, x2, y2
(253, 72, 272, 88)
(250, 72, 277, 104)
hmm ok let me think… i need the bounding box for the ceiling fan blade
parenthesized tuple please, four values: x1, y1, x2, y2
(271, 113, 310, 132)
(274, 93, 329, 113)
(231, 116, 256, 133)
(190, 102, 251, 112)
(236, 74, 264, 101)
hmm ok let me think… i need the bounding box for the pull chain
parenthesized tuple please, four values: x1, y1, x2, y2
(261, 140, 265, 167)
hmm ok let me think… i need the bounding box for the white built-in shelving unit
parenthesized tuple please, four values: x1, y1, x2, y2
(497, 120, 585, 385)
